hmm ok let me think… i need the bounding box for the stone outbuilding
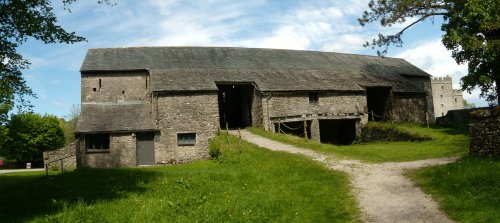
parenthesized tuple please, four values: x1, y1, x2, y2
(75, 46, 434, 168)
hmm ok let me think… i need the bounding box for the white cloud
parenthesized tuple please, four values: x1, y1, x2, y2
(100, 0, 373, 53)
(321, 34, 366, 52)
(235, 25, 311, 50)
(128, 0, 265, 47)
(394, 39, 489, 106)
(232, 1, 371, 52)
(394, 39, 467, 88)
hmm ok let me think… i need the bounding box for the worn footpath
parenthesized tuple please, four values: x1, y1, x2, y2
(232, 130, 457, 223)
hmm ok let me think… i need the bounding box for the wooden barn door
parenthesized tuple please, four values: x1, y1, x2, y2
(136, 133, 155, 166)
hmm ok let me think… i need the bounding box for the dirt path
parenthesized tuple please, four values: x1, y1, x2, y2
(0, 168, 45, 175)
(232, 130, 457, 223)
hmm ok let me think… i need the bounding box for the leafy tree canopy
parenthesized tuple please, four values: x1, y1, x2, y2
(59, 104, 80, 144)
(0, 0, 112, 124)
(0, 113, 65, 161)
(359, 0, 500, 105)
(463, 99, 476, 109)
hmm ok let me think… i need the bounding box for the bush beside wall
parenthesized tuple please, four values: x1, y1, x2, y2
(360, 123, 432, 143)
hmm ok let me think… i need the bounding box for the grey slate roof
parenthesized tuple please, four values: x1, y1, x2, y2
(81, 47, 431, 93)
(76, 102, 156, 133)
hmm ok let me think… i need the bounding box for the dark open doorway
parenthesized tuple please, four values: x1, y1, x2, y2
(274, 120, 312, 139)
(217, 83, 254, 129)
(319, 119, 357, 145)
(366, 87, 391, 121)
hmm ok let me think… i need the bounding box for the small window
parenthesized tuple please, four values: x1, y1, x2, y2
(309, 93, 319, 104)
(177, 133, 196, 146)
(92, 88, 97, 92)
(441, 104, 444, 107)
(122, 90, 125, 94)
(440, 95, 443, 98)
(441, 86, 444, 89)
(99, 79, 102, 90)
(454, 98, 457, 102)
(85, 134, 110, 150)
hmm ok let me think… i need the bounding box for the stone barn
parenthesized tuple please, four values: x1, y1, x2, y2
(75, 46, 434, 168)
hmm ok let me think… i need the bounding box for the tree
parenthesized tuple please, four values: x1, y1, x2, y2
(359, 0, 500, 105)
(0, 0, 112, 125)
(0, 113, 65, 162)
(463, 99, 476, 109)
(58, 104, 80, 144)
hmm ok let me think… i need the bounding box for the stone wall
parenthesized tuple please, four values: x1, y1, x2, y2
(81, 71, 149, 103)
(43, 140, 77, 170)
(262, 91, 367, 141)
(78, 133, 136, 168)
(251, 88, 264, 127)
(391, 93, 429, 123)
(266, 92, 366, 118)
(155, 92, 219, 164)
(435, 108, 472, 125)
(469, 107, 500, 156)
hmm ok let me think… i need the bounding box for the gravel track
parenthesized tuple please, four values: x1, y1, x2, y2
(232, 130, 457, 223)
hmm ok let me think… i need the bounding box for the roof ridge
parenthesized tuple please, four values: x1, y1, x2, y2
(87, 46, 403, 60)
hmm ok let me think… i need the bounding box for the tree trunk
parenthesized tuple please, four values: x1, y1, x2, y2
(496, 77, 500, 106)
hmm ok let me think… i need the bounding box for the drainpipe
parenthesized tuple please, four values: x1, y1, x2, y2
(265, 93, 273, 131)
(155, 92, 159, 128)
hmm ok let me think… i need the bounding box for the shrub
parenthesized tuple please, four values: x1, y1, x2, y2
(359, 122, 432, 143)
(208, 140, 221, 159)
(208, 133, 242, 162)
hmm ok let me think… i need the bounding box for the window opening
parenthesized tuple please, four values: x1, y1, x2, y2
(92, 88, 97, 92)
(99, 79, 102, 90)
(177, 133, 196, 146)
(85, 134, 110, 150)
(309, 93, 319, 104)
(122, 90, 125, 94)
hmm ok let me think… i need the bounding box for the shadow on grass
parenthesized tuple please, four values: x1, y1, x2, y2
(429, 124, 469, 136)
(0, 168, 161, 222)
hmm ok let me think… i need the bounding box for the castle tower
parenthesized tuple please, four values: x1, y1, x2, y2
(431, 76, 464, 117)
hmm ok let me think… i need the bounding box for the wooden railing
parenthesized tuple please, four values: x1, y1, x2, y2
(44, 154, 76, 176)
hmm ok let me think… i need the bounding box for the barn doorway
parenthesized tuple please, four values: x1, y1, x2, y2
(366, 87, 391, 121)
(136, 133, 155, 166)
(217, 83, 254, 129)
(319, 119, 357, 145)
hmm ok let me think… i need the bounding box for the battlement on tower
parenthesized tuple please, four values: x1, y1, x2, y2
(431, 76, 452, 82)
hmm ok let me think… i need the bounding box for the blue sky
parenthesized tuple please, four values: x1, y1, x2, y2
(17, 0, 487, 118)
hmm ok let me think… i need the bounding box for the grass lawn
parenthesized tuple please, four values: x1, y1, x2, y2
(0, 133, 360, 223)
(248, 122, 468, 163)
(407, 156, 500, 223)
